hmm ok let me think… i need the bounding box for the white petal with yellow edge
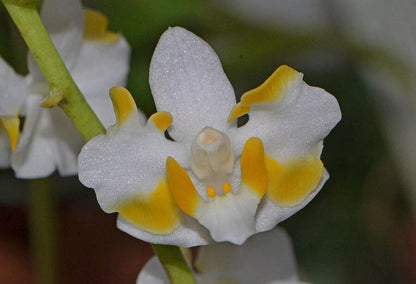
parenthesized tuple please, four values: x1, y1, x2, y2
(82, 9, 120, 43)
(78, 88, 167, 209)
(72, 34, 131, 127)
(255, 169, 329, 232)
(117, 213, 212, 248)
(78, 118, 187, 211)
(115, 178, 179, 234)
(0, 116, 19, 153)
(78, 88, 211, 245)
(231, 65, 341, 162)
(149, 27, 236, 142)
(264, 153, 324, 207)
(227, 65, 339, 228)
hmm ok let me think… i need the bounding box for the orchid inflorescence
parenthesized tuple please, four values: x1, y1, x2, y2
(0, 0, 130, 178)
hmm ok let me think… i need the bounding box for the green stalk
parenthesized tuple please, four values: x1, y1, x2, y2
(2, 1, 196, 283)
(152, 245, 197, 284)
(28, 179, 57, 284)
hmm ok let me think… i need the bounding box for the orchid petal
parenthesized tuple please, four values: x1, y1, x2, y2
(230, 66, 339, 210)
(78, 88, 175, 210)
(109, 86, 145, 128)
(194, 189, 260, 245)
(28, 0, 84, 81)
(136, 228, 300, 284)
(0, 116, 19, 152)
(117, 214, 212, 248)
(166, 156, 204, 217)
(136, 257, 168, 284)
(195, 228, 299, 284)
(71, 37, 131, 127)
(255, 169, 329, 232)
(78, 88, 209, 245)
(149, 27, 236, 142)
(11, 95, 82, 178)
(4, 1, 131, 179)
(49, 108, 84, 176)
(0, 57, 30, 116)
(12, 95, 56, 178)
(116, 179, 181, 235)
(83, 9, 121, 43)
(232, 65, 341, 162)
(265, 153, 324, 207)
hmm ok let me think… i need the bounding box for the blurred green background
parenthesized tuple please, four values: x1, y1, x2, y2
(0, 0, 415, 283)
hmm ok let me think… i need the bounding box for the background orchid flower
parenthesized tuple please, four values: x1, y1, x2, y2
(0, 0, 130, 178)
(78, 26, 341, 246)
(0, 57, 29, 168)
(136, 228, 301, 284)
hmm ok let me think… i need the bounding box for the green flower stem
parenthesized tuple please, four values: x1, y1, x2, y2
(2, 0, 104, 141)
(28, 179, 57, 284)
(3, 1, 196, 283)
(152, 245, 197, 284)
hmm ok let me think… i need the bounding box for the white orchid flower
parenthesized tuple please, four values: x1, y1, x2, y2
(78, 27, 341, 246)
(0, 0, 130, 178)
(136, 228, 302, 284)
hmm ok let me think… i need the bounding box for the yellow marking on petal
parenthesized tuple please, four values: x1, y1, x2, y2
(83, 9, 120, 43)
(241, 65, 300, 106)
(110, 86, 137, 126)
(116, 179, 180, 234)
(241, 138, 268, 199)
(265, 155, 324, 207)
(227, 102, 251, 123)
(207, 187, 216, 198)
(166, 157, 200, 216)
(148, 112, 173, 132)
(223, 183, 232, 194)
(1, 116, 19, 152)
